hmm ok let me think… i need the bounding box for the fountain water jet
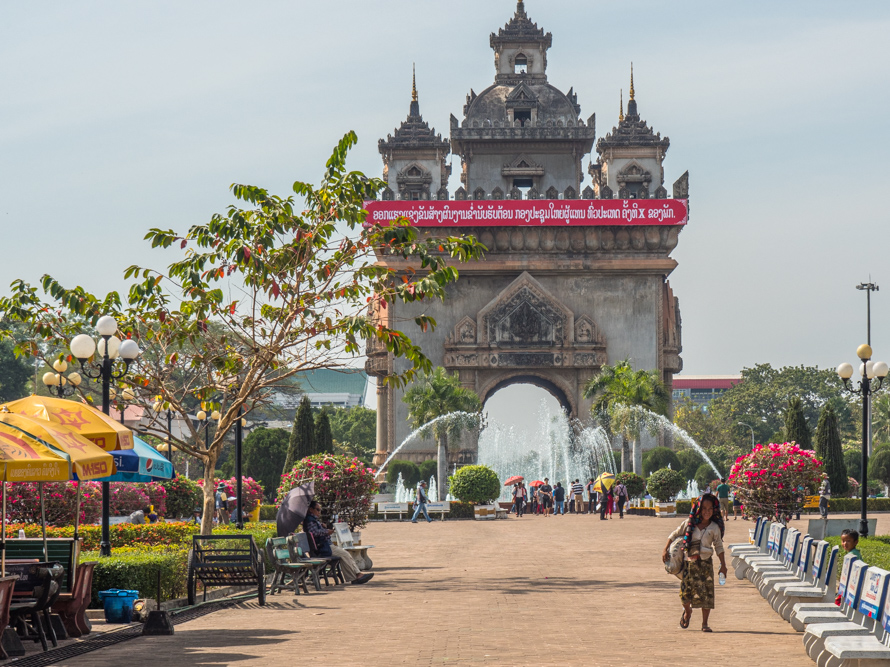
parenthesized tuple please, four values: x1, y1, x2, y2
(377, 411, 482, 479)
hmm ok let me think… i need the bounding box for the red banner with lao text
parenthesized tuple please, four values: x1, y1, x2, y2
(364, 199, 687, 227)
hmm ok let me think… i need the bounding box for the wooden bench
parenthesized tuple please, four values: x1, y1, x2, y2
(51, 561, 97, 637)
(333, 523, 374, 570)
(187, 535, 266, 606)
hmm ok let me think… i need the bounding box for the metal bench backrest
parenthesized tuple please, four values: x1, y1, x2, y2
(845, 560, 870, 610)
(295, 532, 312, 555)
(839, 553, 860, 600)
(4, 539, 78, 593)
(858, 567, 890, 621)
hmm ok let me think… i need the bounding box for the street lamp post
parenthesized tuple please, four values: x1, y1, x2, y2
(837, 344, 889, 538)
(234, 405, 248, 528)
(738, 422, 755, 449)
(69, 316, 140, 557)
(41, 359, 82, 397)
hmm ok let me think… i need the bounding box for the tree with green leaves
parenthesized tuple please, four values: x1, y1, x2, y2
(329, 406, 376, 460)
(784, 397, 813, 449)
(814, 404, 848, 496)
(0, 133, 483, 534)
(869, 449, 890, 489)
(314, 407, 334, 454)
(0, 338, 33, 402)
(403, 367, 482, 500)
(642, 447, 681, 477)
(240, 427, 290, 500)
(582, 360, 669, 475)
(284, 396, 316, 473)
(873, 394, 890, 448)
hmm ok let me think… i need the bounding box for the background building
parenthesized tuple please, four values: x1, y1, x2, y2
(672, 375, 741, 407)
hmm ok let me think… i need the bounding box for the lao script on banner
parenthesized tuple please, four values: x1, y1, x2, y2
(364, 199, 688, 227)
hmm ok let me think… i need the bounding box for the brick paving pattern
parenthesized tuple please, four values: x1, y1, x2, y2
(53, 512, 877, 666)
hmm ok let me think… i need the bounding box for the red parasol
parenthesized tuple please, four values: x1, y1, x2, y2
(529, 480, 544, 487)
(504, 475, 524, 486)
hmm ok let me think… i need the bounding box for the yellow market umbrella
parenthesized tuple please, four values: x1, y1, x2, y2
(592, 472, 616, 493)
(0, 423, 72, 572)
(0, 413, 116, 481)
(2, 395, 134, 452)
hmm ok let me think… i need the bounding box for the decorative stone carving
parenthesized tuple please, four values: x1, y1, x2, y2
(503, 154, 545, 177)
(581, 185, 595, 200)
(437, 186, 449, 200)
(447, 316, 477, 345)
(455, 186, 467, 201)
(509, 186, 522, 200)
(381, 186, 394, 201)
(491, 186, 504, 200)
(673, 171, 689, 199)
(564, 186, 577, 200)
(545, 186, 559, 199)
(600, 184, 613, 199)
(473, 187, 486, 200)
(478, 272, 572, 347)
(527, 186, 539, 199)
(654, 185, 667, 199)
(574, 315, 602, 345)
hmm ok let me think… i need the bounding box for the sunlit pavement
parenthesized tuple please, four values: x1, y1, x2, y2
(54, 511, 852, 667)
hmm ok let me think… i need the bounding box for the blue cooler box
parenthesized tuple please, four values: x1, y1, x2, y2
(98, 589, 140, 623)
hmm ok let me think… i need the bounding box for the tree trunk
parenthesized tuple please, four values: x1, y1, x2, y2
(199, 451, 219, 535)
(621, 437, 631, 473)
(632, 438, 642, 476)
(436, 435, 447, 502)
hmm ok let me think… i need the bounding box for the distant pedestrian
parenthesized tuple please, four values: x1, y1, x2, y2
(606, 486, 614, 519)
(732, 495, 741, 520)
(529, 484, 539, 514)
(598, 487, 608, 521)
(412, 481, 433, 523)
(818, 474, 831, 519)
(614, 480, 628, 519)
(539, 479, 553, 517)
(715, 478, 731, 521)
(513, 482, 527, 517)
(215, 482, 230, 525)
(571, 479, 584, 514)
(586, 478, 596, 514)
(553, 482, 566, 515)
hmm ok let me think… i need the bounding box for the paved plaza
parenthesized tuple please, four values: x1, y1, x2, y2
(51, 513, 880, 667)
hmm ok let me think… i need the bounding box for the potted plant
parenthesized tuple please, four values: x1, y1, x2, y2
(449, 465, 501, 520)
(646, 468, 685, 517)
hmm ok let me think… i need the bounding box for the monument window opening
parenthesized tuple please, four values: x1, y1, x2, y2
(514, 108, 532, 126)
(512, 177, 533, 197)
(514, 54, 527, 74)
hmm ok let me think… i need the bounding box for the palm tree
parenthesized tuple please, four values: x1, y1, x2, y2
(403, 367, 482, 500)
(583, 360, 669, 475)
(873, 394, 890, 448)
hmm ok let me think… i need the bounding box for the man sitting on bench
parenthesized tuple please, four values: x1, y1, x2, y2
(303, 501, 374, 585)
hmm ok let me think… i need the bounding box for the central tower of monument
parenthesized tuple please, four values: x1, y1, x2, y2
(368, 2, 687, 475)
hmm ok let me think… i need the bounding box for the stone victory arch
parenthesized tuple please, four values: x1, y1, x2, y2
(367, 2, 687, 472)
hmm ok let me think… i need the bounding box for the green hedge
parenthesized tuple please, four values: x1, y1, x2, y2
(260, 504, 277, 521)
(825, 498, 890, 513)
(368, 500, 474, 520)
(87, 547, 188, 607)
(827, 536, 890, 579)
(676, 500, 691, 516)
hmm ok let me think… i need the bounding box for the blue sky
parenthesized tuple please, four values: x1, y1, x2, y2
(3, 1, 890, 430)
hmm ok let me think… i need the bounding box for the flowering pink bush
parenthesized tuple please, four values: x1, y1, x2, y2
(729, 442, 823, 519)
(7, 482, 102, 526)
(109, 483, 150, 516)
(277, 454, 378, 530)
(144, 482, 167, 517)
(196, 477, 264, 514)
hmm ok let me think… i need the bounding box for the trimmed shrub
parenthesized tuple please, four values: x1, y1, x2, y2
(676, 500, 692, 515)
(646, 468, 685, 501)
(160, 476, 203, 519)
(419, 459, 438, 485)
(815, 404, 848, 495)
(88, 546, 188, 607)
(642, 447, 681, 477)
(260, 504, 277, 521)
(446, 501, 474, 519)
(449, 465, 500, 505)
(615, 472, 645, 498)
(386, 460, 420, 487)
(278, 454, 378, 530)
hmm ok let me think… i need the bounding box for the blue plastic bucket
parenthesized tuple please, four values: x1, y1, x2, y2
(98, 589, 140, 623)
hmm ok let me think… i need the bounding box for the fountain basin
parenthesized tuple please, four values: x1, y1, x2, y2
(655, 502, 677, 517)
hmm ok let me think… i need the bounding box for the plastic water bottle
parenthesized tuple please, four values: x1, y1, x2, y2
(17, 529, 25, 539)
(719, 572, 726, 586)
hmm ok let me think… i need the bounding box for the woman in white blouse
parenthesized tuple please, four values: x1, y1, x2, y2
(662, 494, 728, 632)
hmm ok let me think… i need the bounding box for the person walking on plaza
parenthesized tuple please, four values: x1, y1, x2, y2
(553, 482, 566, 515)
(572, 479, 584, 514)
(215, 482, 230, 525)
(606, 485, 615, 519)
(304, 501, 374, 585)
(614, 480, 628, 518)
(529, 484, 538, 515)
(539, 479, 553, 517)
(715, 478, 731, 521)
(412, 481, 433, 523)
(818, 473, 831, 519)
(598, 486, 609, 520)
(512, 482, 527, 517)
(586, 477, 596, 515)
(663, 494, 727, 632)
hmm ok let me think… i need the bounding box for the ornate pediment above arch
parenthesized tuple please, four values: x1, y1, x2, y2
(478, 272, 572, 347)
(574, 315, 603, 345)
(502, 153, 544, 177)
(616, 159, 652, 185)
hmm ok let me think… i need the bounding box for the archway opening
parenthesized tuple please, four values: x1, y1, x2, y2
(479, 380, 615, 502)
